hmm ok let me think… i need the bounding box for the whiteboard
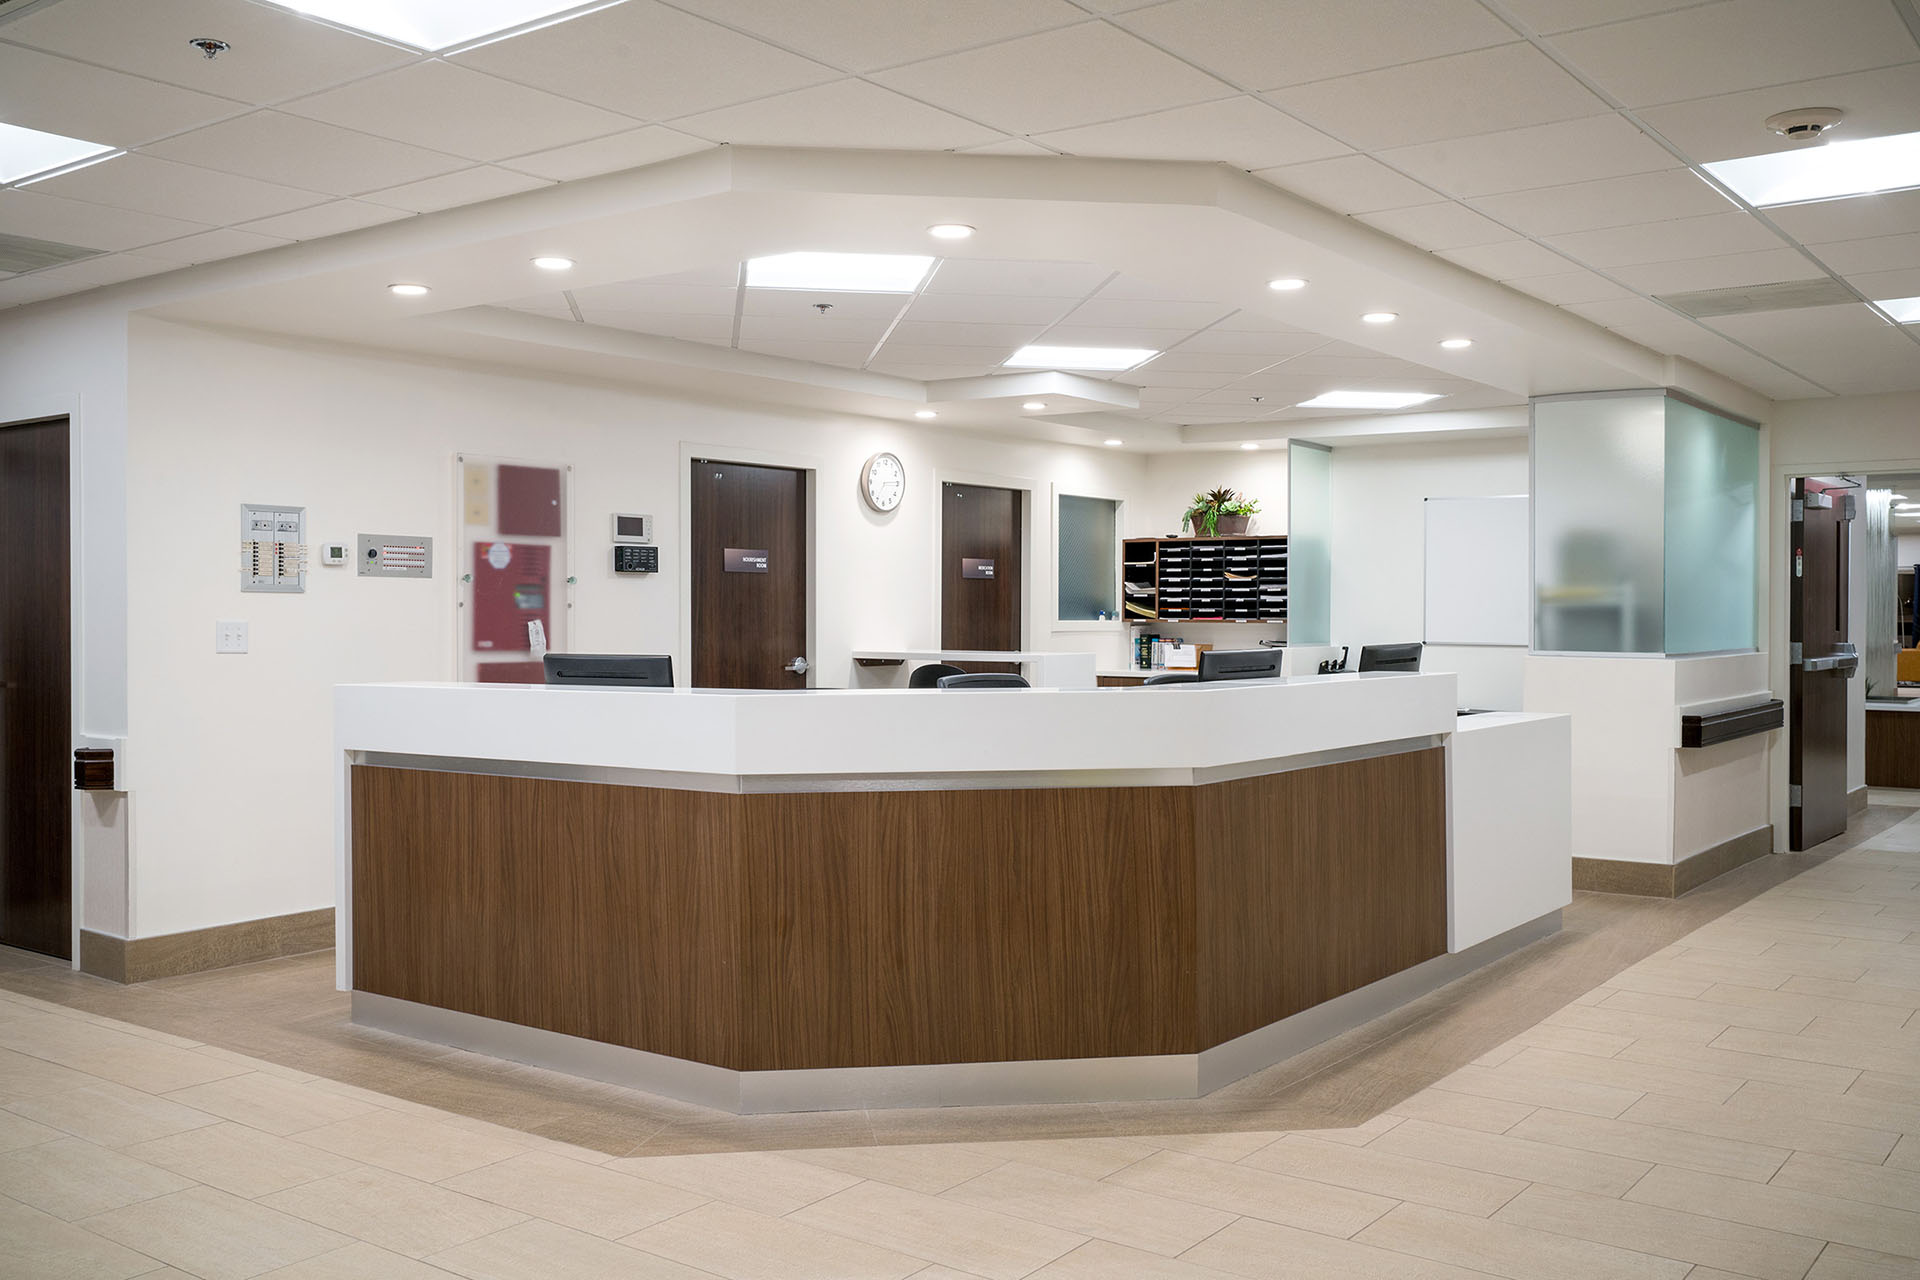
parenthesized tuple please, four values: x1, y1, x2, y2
(1424, 495, 1529, 646)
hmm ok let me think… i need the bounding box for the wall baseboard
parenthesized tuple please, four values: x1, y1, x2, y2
(1574, 825, 1774, 899)
(79, 908, 334, 984)
(1848, 785, 1869, 816)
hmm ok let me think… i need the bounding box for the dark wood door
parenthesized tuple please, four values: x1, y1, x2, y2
(691, 460, 807, 689)
(1789, 478, 1853, 850)
(1, 418, 71, 958)
(941, 483, 1022, 671)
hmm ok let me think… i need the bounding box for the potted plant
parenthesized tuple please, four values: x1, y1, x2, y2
(1182, 487, 1261, 536)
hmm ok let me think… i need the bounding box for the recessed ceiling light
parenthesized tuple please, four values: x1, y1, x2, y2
(1297, 390, 1442, 410)
(1267, 277, 1307, 291)
(928, 223, 974, 240)
(1241, 443, 1259, 450)
(387, 283, 430, 296)
(278, 0, 600, 51)
(1104, 439, 1124, 447)
(1704, 129, 1920, 207)
(744, 251, 933, 293)
(914, 410, 938, 419)
(1005, 345, 1158, 371)
(0, 120, 115, 184)
(1022, 401, 1048, 411)
(531, 256, 574, 271)
(1876, 295, 1920, 323)
(1439, 337, 1473, 350)
(1361, 312, 1398, 324)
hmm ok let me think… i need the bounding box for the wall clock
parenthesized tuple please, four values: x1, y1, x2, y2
(861, 451, 906, 513)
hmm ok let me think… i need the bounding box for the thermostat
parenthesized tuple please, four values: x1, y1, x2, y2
(320, 542, 349, 566)
(612, 513, 652, 544)
(614, 545, 658, 574)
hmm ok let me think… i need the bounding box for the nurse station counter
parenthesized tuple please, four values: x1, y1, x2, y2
(334, 675, 1571, 1114)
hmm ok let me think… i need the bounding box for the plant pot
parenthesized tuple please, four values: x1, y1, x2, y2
(1214, 514, 1250, 536)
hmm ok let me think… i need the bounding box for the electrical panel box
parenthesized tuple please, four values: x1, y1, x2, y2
(614, 545, 658, 574)
(241, 504, 306, 593)
(472, 541, 551, 651)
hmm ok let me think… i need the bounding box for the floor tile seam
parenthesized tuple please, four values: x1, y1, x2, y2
(1494, 1175, 1840, 1263)
(1354, 1199, 1719, 1280)
(780, 1179, 1078, 1274)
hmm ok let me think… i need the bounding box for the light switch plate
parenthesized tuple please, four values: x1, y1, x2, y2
(215, 620, 248, 654)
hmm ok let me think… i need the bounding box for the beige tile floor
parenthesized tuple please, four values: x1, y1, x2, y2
(1, 804, 1917, 1277)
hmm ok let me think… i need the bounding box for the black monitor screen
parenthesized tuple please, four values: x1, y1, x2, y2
(1198, 648, 1282, 682)
(1357, 643, 1423, 673)
(542, 653, 674, 688)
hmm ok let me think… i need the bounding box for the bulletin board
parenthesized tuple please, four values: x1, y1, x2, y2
(1423, 495, 1530, 646)
(455, 454, 571, 682)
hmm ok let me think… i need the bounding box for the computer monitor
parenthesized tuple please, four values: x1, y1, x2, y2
(542, 653, 674, 688)
(1197, 648, 1281, 682)
(1357, 643, 1423, 673)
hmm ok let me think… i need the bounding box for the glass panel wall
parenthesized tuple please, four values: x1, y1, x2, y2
(1057, 493, 1119, 621)
(1663, 398, 1759, 654)
(1287, 441, 1332, 644)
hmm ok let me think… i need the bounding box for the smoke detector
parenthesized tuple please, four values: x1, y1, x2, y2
(1763, 108, 1843, 142)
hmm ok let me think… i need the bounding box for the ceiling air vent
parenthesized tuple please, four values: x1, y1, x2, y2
(0, 232, 103, 274)
(1656, 278, 1856, 319)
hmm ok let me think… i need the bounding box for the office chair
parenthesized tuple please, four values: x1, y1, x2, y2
(936, 672, 1031, 689)
(908, 661, 966, 688)
(1141, 672, 1198, 686)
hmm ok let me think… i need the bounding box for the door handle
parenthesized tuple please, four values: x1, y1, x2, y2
(784, 656, 810, 675)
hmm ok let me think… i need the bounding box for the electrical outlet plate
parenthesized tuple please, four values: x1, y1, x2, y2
(215, 619, 248, 653)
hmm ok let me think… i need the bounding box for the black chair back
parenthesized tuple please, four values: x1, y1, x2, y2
(908, 661, 966, 688)
(1141, 672, 1198, 686)
(936, 672, 1030, 689)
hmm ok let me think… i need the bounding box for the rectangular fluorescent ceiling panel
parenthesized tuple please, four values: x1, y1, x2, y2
(0, 120, 113, 184)
(1296, 391, 1441, 409)
(1703, 130, 1920, 207)
(1877, 296, 1920, 324)
(744, 251, 933, 293)
(278, 0, 601, 51)
(1004, 345, 1158, 371)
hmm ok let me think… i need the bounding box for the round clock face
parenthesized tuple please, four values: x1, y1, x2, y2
(862, 452, 905, 512)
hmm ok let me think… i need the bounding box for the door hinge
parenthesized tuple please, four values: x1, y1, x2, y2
(1790, 642, 1802, 666)
(1791, 498, 1804, 522)
(1789, 784, 1803, 807)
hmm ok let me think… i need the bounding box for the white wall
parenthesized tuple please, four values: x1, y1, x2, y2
(125, 318, 1146, 937)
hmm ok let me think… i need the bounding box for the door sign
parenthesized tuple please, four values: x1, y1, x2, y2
(961, 558, 995, 579)
(724, 548, 769, 573)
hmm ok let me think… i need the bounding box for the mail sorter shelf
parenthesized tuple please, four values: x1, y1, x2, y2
(1122, 535, 1287, 623)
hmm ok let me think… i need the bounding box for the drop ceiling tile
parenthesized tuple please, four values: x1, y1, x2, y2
(281, 61, 639, 163)
(885, 319, 1048, 347)
(593, 313, 736, 343)
(1062, 297, 1235, 328)
(1546, 210, 1789, 268)
(668, 79, 1000, 150)
(1096, 275, 1240, 303)
(1610, 247, 1817, 293)
(1126, 368, 1234, 389)
(572, 282, 740, 316)
(742, 289, 908, 320)
(0, 43, 242, 148)
(0, 274, 87, 309)
(26, 154, 321, 226)
(363, 166, 550, 213)
(1656, 327, 1831, 399)
(1502, 269, 1637, 305)
(1471, 168, 1736, 238)
(138, 226, 290, 263)
(144, 111, 467, 195)
(643, 265, 743, 287)
(234, 200, 411, 241)
(1254, 154, 1439, 213)
(1708, 301, 1920, 394)
(924, 259, 1112, 296)
(1042, 325, 1204, 348)
(1635, 64, 1920, 164)
(1032, 95, 1348, 169)
(1117, 0, 1513, 90)
(666, 0, 1088, 72)
(868, 343, 1020, 366)
(1545, 0, 1919, 108)
(740, 313, 892, 344)
(1379, 115, 1679, 198)
(960, 138, 1061, 155)
(452, 1, 838, 122)
(1358, 201, 1515, 251)
(23, 252, 179, 288)
(497, 127, 712, 181)
(1209, 311, 1317, 334)
(870, 22, 1233, 135)
(1439, 239, 1576, 280)
(1177, 328, 1335, 354)
(501, 294, 575, 319)
(1808, 232, 1920, 276)
(1266, 42, 1605, 152)
(1766, 188, 1920, 245)
(1850, 266, 1920, 298)
(1499, 0, 1704, 35)
(0, 0, 417, 102)
(904, 293, 1077, 324)
(737, 337, 876, 367)
(1138, 351, 1288, 374)
(0, 188, 209, 251)
(886, 363, 999, 379)
(1566, 295, 1722, 347)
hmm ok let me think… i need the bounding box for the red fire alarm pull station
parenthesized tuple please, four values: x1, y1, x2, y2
(472, 541, 551, 651)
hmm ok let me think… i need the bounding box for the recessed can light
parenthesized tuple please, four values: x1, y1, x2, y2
(1241, 442, 1259, 451)
(531, 256, 574, 271)
(1104, 438, 1124, 447)
(1022, 401, 1047, 411)
(388, 283, 430, 296)
(1440, 337, 1473, 349)
(1267, 277, 1307, 291)
(928, 223, 975, 240)
(1361, 311, 1397, 324)
(914, 410, 938, 419)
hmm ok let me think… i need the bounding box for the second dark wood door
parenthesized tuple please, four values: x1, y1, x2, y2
(1, 417, 72, 959)
(1789, 478, 1853, 850)
(691, 461, 808, 689)
(942, 483, 1023, 666)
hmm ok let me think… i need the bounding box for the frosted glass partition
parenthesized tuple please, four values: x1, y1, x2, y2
(1533, 393, 1667, 653)
(1057, 493, 1119, 621)
(1288, 441, 1332, 644)
(1663, 399, 1759, 654)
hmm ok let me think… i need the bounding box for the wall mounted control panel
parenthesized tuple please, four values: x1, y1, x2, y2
(241, 504, 306, 593)
(614, 544, 658, 574)
(612, 513, 652, 543)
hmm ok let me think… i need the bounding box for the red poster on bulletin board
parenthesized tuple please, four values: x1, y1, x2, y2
(497, 465, 562, 536)
(472, 541, 550, 651)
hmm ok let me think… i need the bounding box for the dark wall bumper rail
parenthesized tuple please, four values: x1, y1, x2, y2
(1680, 700, 1784, 749)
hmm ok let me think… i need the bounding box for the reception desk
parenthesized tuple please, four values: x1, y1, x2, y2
(335, 677, 1568, 1112)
